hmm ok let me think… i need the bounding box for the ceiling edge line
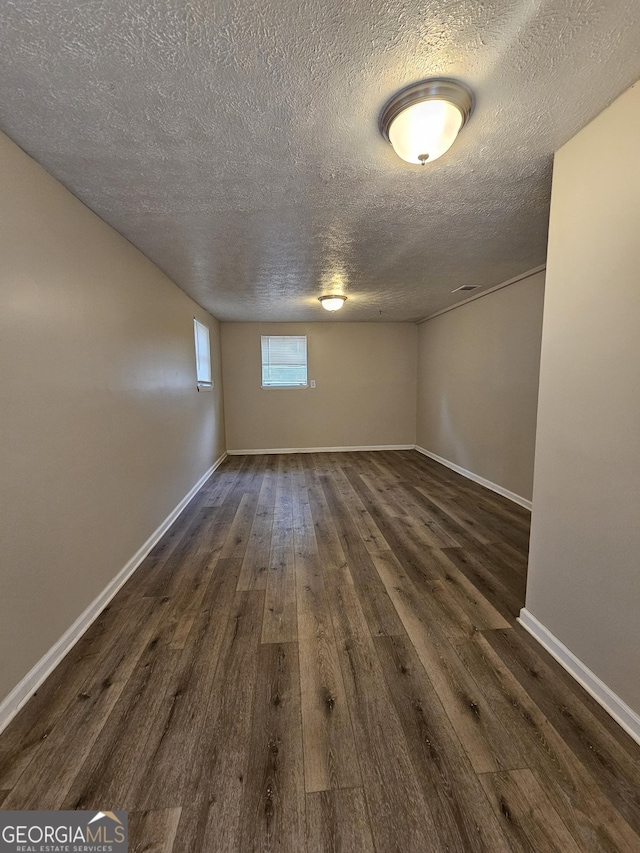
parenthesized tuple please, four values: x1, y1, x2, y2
(415, 264, 547, 325)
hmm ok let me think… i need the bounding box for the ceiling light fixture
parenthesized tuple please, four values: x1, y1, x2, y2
(319, 295, 347, 311)
(379, 78, 474, 166)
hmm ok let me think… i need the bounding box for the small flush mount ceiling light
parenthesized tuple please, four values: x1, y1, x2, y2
(380, 78, 474, 165)
(319, 295, 347, 311)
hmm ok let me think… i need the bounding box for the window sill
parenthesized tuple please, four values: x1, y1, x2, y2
(261, 384, 308, 390)
(197, 382, 213, 391)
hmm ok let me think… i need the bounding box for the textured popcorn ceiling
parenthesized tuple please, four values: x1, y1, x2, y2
(1, 1, 639, 321)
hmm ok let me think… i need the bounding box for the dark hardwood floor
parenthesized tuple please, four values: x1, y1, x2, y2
(1, 450, 639, 852)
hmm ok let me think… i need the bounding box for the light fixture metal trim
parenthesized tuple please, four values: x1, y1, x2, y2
(318, 295, 347, 311)
(379, 78, 474, 164)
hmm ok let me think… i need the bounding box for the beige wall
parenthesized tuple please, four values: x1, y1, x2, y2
(416, 272, 545, 502)
(221, 322, 416, 451)
(526, 83, 640, 714)
(0, 132, 225, 706)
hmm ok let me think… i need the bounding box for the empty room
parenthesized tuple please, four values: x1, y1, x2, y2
(1, 1, 639, 851)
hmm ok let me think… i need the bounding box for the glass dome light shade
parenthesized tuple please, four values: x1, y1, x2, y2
(380, 79, 473, 166)
(388, 99, 464, 165)
(319, 296, 347, 311)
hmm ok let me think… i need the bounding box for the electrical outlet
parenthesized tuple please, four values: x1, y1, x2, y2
(310, 379, 316, 388)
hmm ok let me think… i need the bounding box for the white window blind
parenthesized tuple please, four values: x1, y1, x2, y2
(193, 319, 212, 385)
(261, 335, 308, 388)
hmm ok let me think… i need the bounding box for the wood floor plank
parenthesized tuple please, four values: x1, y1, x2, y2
(291, 453, 311, 514)
(165, 575, 211, 651)
(413, 484, 498, 547)
(372, 527, 508, 640)
(202, 454, 252, 508)
(262, 510, 298, 643)
(132, 507, 216, 599)
(219, 491, 259, 560)
(129, 808, 182, 853)
(320, 473, 405, 637)
(275, 453, 294, 517)
(236, 455, 279, 592)
(121, 461, 238, 598)
(452, 540, 528, 603)
(293, 503, 361, 793)
(369, 456, 463, 548)
(1, 596, 165, 807)
(257, 452, 279, 509)
(356, 470, 406, 518)
(292, 474, 315, 553)
(0, 592, 158, 790)
(295, 550, 332, 643)
(342, 467, 443, 585)
(304, 481, 353, 588)
(478, 769, 583, 853)
(330, 470, 390, 554)
(62, 646, 183, 810)
(237, 505, 274, 590)
(489, 538, 529, 572)
(484, 625, 640, 834)
(396, 500, 459, 549)
(430, 549, 512, 633)
(1, 450, 639, 853)
(395, 510, 460, 549)
(138, 504, 238, 603)
(391, 450, 456, 490)
(149, 516, 226, 649)
(294, 502, 331, 639)
(172, 590, 264, 853)
(130, 559, 245, 810)
(454, 632, 640, 851)
(455, 492, 530, 552)
(326, 583, 444, 852)
(402, 452, 532, 549)
(213, 455, 263, 527)
(299, 634, 361, 794)
(374, 633, 511, 852)
(370, 549, 525, 774)
(507, 612, 640, 744)
(239, 642, 306, 853)
(306, 789, 375, 853)
(440, 545, 524, 620)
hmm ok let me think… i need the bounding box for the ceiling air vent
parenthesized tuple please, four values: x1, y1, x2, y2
(451, 284, 480, 293)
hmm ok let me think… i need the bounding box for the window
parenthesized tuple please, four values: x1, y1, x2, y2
(193, 319, 212, 387)
(261, 335, 308, 388)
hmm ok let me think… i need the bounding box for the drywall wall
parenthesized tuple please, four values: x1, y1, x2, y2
(416, 272, 545, 503)
(526, 82, 640, 716)
(221, 322, 416, 451)
(0, 131, 225, 708)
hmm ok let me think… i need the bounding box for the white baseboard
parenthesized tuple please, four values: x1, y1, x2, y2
(414, 445, 532, 510)
(0, 452, 228, 736)
(518, 608, 640, 745)
(227, 445, 415, 455)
